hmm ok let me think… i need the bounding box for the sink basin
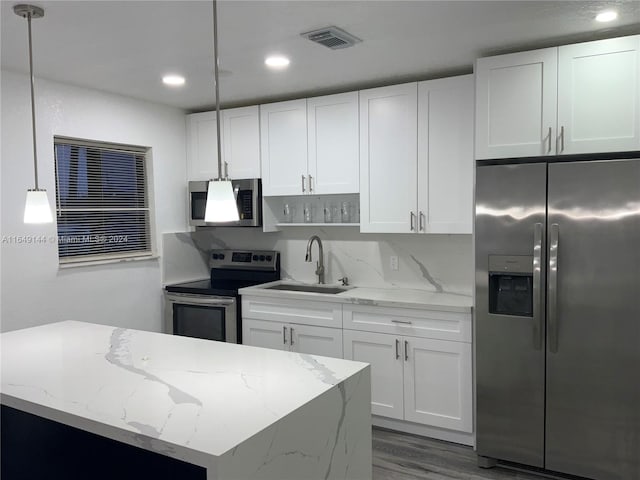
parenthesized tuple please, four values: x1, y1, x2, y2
(265, 284, 348, 294)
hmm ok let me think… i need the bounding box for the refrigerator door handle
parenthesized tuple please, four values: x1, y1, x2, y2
(548, 223, 560, 353)
(533, 223, 543, 350)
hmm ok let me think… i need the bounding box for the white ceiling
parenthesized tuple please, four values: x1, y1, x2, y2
(1, 1, 639, 112)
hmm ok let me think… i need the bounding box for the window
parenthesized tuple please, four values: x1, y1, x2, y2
(54, 137, 153, 264)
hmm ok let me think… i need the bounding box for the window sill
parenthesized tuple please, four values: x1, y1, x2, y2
(58, 254, 159, 269)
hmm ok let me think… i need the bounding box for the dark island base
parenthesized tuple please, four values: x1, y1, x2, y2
(1, 405, 206, 480)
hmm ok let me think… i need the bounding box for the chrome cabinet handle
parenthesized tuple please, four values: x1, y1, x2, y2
(301, 174, 306, 193)
(309, 175, 313, 192)
(559, 126, 565, 153)
(391, 319, 413, 325)
(548, 223, 560, 353)
(224, 161, 229, 179)
(395, 339, 400, 359)
(283, 326, 288, 345)
(547, 127, 552, 153)
(290, 327, 295, 345)
(533, 223, 543, 350)
(410, 212, 416, 231)
(404, 340, 409, 361)
(419, 211, 425, 232)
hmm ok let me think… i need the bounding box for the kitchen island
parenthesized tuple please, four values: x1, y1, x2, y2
(0, 321, 371, 480)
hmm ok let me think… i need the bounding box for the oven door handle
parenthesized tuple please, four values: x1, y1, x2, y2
(166, 294, 235, 306)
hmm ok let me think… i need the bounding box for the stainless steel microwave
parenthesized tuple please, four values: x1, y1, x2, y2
(189, 178, 262, 227)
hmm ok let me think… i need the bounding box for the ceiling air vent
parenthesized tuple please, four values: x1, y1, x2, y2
(301, 26, 361, 50)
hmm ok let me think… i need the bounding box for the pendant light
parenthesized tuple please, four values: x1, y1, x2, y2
(15, 4, 53, 224)
(204, 0, 239, 223)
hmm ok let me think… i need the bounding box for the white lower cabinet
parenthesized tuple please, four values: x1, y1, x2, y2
(403, 336, 472, 432)
(343, 330, 404, 419)
(343, 304, 473, 435)
(241, 297, 343, 359)
(243, 318, 343, 358)
(243, 295, 473, 441)
(243, 318, 288, 351)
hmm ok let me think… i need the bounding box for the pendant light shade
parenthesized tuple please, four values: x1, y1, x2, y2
(24, 189, 53, 223)
(204, 181, 240, 222)
(203, 0, 240, 223)
(15, 4, 53, 224)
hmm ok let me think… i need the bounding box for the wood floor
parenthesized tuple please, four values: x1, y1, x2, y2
(372, 427, 546, 480)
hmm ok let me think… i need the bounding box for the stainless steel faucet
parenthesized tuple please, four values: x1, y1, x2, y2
(305, 235, 325, 284)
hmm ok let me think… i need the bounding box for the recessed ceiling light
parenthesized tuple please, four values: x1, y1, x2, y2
(265, 56, 290, 69)
(162, 74, 186, 86)
(595, 10, 618, 22)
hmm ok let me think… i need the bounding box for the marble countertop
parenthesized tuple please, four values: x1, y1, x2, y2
(239, 281, 473, 313)
(0, 321, 368, 467)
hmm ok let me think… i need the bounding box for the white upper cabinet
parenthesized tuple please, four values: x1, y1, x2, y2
(476, 35, 640, 159)
(260, 99, 308, 196)
(186, 107, 261, 181)
(360, 83, 418, 233)
(475, 48, 558, 160)
(557, 35, 640, 155)
(186, 111, 220, 180)
(307, 92, 359, 194)
(260, 94, 359, 197)
(222, 106, 261, 178)
(360, 78, 473, 234)
(418, 75, 474, 234)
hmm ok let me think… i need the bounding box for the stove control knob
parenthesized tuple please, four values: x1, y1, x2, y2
(212, 253, 219, 260)
(219, 253, 225, 260)
(266, 255, 272, 262)
(259, 255, 266, 261)
(252, 255, 258, 261)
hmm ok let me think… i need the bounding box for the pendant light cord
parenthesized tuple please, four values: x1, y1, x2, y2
(212, 0, 223, 181)
(27, 11, 40, 190)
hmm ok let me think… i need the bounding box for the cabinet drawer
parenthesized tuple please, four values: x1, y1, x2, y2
(242, 296, 342, 328)
(343, 305, 471, 342)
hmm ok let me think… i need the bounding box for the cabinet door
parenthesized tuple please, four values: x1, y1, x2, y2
(290, 324, 343, 359)
(558, 35, 640, 155)
(260, 99, 308, 196)
(307, 92, 359, 194)
(418, 75, 474, 234)
(403, 337, 472, 432)
(359, 83, 418, 233)
(223, 106, 261, 179)
(186, 111, 220, 180)
(343, 330, 404, 420)
(242, 318, 287, 351)
(475, 48, 557, 159)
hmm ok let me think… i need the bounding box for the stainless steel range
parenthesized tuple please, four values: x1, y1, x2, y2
(164, 250, 280, 343)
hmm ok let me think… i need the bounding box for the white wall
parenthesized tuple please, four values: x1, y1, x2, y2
(164, 228, 473, 295)
(1, 71, 188, 333)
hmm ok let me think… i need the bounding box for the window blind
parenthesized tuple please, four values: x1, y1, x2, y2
(54, 138, 152, 264)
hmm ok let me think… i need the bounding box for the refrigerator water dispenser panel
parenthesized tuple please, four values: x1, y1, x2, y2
(488, 255, 533, 317)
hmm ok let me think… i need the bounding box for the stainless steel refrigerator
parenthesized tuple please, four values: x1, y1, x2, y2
(475, 157, 640, 480)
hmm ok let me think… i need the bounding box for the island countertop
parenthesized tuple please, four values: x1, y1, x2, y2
(1, 321, 371, 478)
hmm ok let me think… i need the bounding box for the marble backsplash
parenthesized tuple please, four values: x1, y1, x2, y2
(162, 228, 473, 295)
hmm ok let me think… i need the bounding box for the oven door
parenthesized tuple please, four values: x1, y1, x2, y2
(165, 293, 237, 343)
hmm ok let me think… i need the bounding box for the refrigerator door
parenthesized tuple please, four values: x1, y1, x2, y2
(475, 163, 547, 466)
(546, 158, 640, 480)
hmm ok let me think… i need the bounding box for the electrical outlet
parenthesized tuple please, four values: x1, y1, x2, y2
(390, 256, 399, 271)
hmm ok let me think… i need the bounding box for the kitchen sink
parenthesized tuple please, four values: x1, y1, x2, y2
(265, 284, 348, 294)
